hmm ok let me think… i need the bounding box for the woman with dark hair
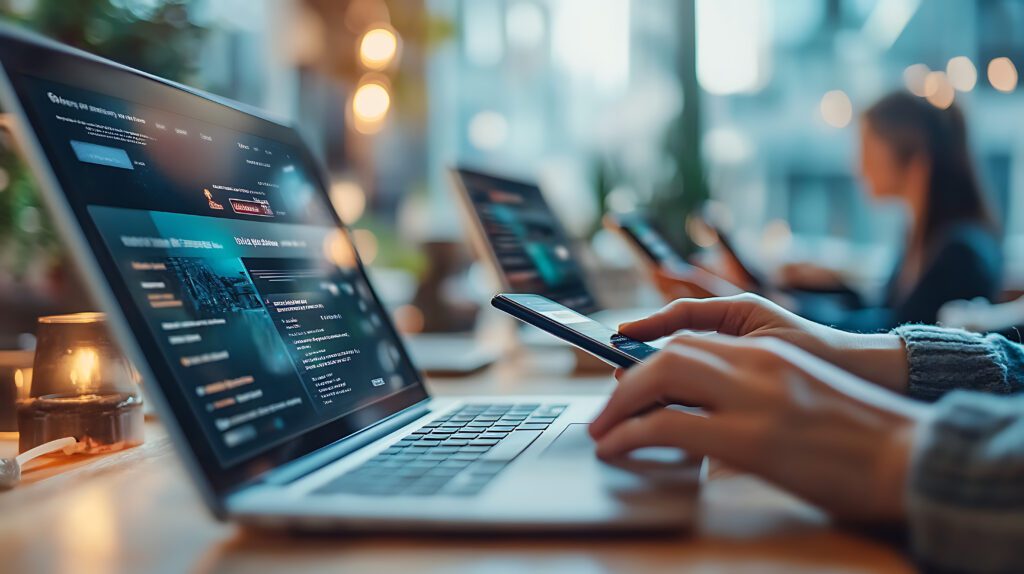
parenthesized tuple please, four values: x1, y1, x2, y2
(778, 91, 1002, 331)
(656, 91, 1003, 332)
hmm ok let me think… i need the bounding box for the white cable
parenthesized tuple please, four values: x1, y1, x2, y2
(0, 437, 78, 489)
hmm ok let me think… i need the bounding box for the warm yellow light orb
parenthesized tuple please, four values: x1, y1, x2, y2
(352, 82, 391, 133)
(359, 28, 398, 70)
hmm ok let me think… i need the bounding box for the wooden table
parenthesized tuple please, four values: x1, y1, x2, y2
(0, 347, 915, 574)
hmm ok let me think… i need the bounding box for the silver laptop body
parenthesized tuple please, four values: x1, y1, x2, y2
(0, 25, 698, 532)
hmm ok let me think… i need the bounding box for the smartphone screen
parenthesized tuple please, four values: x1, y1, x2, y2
(492, 293, 659, 367)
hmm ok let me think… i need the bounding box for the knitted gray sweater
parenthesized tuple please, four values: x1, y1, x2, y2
(893, 325, 1024, 573)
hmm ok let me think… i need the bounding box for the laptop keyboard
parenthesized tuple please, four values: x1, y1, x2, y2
(313, 403, 567, 497)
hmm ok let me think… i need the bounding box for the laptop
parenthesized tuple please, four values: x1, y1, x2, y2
(0, 26, 699, 531)
(449, 167, 658, 330)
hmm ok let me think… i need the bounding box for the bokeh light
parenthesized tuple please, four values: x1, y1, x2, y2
(353, 228, 379, 265)
(352, 80, 391, 134)
(819, 90, 852, 128)
(988, 57, 1018, 93)
(903, 63, 930, 97)
(685, 215, 718, 249)
(359, 27, 398, 70)
(323, 229, 357, 269)
(393, 304, 425, 334)
(467, 111, 509, 151)
(924, 71, 954, 109)
(946, 56, 977, 92)
(329, 180, 367, 224)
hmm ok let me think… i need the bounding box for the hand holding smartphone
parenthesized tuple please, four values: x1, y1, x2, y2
(603, 212, 695, 276)
(491, 293, 659, 368)
(604, 212, 747, 299)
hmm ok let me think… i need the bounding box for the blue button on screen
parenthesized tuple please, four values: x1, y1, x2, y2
(69, 140, 134, 170)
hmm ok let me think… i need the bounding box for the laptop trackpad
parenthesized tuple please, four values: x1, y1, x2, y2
(542, 423, 688, 465)
(541, 424, 594, 458)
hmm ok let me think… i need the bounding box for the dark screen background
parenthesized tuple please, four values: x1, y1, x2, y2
(18, 74, 419, 465)
(459, 170, 599, 315)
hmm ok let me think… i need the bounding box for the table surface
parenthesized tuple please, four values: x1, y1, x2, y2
(0, 346, 915, 574)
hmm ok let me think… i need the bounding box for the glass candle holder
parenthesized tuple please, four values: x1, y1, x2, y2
(17, 313, 143, 455)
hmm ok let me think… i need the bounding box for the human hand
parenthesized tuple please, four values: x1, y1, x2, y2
(590, 335, 928, 521)
(777, 262, 843, 290)
(619, 294, 909, 394)
(650, 266, 745, 301)
(937, 297, 1013, 333)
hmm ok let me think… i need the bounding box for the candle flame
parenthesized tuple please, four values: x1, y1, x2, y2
(69, 348, 99, 392)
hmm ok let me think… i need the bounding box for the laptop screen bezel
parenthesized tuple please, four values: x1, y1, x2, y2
(0, 26, 430, 501)
(449, 166, 601, 316)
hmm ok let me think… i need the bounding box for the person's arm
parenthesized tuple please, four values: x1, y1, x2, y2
(908, 392, 1024, 573)
(776, 262, 848, 290)
(620, 295, 1024, 398)
(893, 324, 1024, 401)
(619, 295, 912, 393)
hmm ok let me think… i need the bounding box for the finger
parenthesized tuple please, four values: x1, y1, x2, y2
(663, 334, 738, 370)
(618, 294, 762, 341)
(669, 335, 842, 403)
(589, 344, 733, 439)
(665, 333, 796, 374)
(594, 408, 743, 460)
(613, 368, 626, 381)
(666, 330, 777, 355)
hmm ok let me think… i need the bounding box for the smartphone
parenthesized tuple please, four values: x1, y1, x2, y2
(700, 218, 767, 290)
(491, 293, 659, 368)
(603, 212, 695, 276)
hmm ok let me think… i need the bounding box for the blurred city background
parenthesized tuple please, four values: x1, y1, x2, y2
(1, 0, 1023, 345)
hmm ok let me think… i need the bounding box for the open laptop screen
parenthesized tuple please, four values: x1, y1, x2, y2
(0, 29, 427, 492)
(453, 168, 599, 315)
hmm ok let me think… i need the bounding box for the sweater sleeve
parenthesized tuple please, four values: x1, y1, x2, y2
(907, 392, 1024, 573)
(892, 324, 1024, 401)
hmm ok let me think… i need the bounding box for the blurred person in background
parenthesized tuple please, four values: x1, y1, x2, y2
(592, 294, 1024, 573)
(656, 91, 1002, 333)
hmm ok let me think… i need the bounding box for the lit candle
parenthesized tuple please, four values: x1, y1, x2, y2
(16, 313, 143, 455)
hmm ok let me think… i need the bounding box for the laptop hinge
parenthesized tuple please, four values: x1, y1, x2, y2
(255, 399, 433, 487)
